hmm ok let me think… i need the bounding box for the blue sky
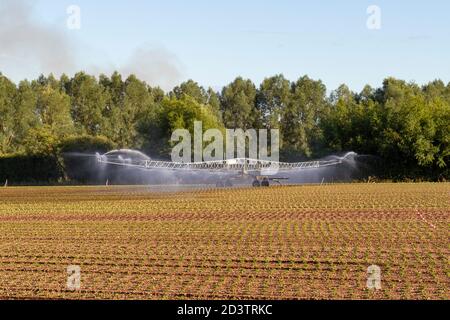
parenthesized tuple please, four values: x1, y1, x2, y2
(1, 0, 449, 91)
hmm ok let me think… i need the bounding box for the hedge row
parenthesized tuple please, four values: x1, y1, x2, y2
(0, 154, 63, 184)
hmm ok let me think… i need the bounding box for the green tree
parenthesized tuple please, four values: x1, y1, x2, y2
(171, 80, 222, 121)
(171, 80, 207, 104)
(321, 84, 355, 152)
(12, 80, 39, 152)
(142, 95, 223, 158)
(0, 74, 17, 154)
(282, 76, 328, 158)
(256, 74, 291, 130)
(35, 74, 60, 89)
(33, 82, 74, 137)
(22, 125, 60, 156)
(67, 72, 108, 135)
(378, 78, 440, 170)
(221, 77, 259, 129)
(99, 72, 124, 107)
(206, 88, 221, 120)
(422, 80, 450, 169)
(121, 75, 159, 147)
(322, 84, 381, 154)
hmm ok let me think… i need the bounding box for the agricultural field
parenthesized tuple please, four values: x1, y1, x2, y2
(0, 183, 448, 300)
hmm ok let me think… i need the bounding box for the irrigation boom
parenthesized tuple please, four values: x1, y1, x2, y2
(96, 150, 353, 187)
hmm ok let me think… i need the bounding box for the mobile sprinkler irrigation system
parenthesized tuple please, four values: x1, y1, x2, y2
(96, 150, 357, 187)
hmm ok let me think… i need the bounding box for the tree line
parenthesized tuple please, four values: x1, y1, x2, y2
(0, 71, 448, 182)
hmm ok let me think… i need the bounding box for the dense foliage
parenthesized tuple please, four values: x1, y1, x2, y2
(0, 71, 448, 182)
